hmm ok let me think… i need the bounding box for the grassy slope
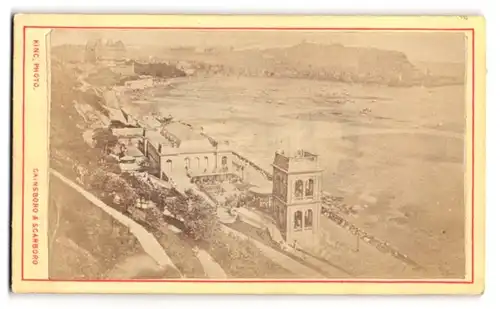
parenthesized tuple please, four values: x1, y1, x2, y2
(48, 60, 180, 279)
(49, 175, 168, 279)
(148, 227, 207, 278)
(203, 230, 297, 279)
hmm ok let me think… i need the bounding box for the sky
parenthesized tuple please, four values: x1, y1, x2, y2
(50, 29, 466, 63)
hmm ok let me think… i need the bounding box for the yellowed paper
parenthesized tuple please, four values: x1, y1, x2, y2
(11, 14, 485, 294)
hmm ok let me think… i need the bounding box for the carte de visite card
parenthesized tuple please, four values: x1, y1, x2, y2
(11, 14, 485, 294)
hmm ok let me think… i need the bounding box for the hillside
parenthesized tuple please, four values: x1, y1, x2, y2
(49, 60, 144, 279)
(133, 61, 187, 78)
(164, 42, 465, 87)
(48, 58, 299, 279)
(48, 175, 180, 280)
(52, 42, 465, 88)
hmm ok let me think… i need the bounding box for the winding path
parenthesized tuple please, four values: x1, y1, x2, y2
(196, 250, 227, 279)
(50, 169, 181, 276)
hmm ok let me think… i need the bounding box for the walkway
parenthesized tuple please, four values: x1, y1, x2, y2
(105, 254, 174, 279)
(217, 207, 237, 224)
(196, 250, 227, 279)
(50, 169, 181, 276)
(220, 225, 324, 278)
(235, 208, 285, 244)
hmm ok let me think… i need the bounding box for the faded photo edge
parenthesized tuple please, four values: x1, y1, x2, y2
(10, 14, 486, 294)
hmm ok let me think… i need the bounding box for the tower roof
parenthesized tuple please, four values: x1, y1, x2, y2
(272, 149, 322, 174)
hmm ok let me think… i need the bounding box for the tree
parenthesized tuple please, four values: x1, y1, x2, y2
(150, 186, 185, 218)
(122, 172, 153, 204)
(101, 154, 121, 174)
(183, 201, 219, 241)
(92, 128, 118, 154)
(152, 186, 219, 240)
(102, 174, 138, 212)
(88, 168, 110, 190)
(88, 168, 138, 212)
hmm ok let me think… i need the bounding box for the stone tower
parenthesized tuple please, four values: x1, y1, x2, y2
(271, 149, 323, 245)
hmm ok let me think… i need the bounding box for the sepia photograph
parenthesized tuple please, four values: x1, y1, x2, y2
(47, 29, 467, 280)
(9, 14, 486, 294)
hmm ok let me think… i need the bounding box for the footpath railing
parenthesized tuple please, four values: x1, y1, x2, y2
(231, 151, 273, 181)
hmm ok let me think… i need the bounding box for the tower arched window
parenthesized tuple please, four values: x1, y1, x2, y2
(195, 157, 200, 169)
(274, 174, 282, 195)
(222, 156, 228, 166)
(166, 159, 173, 172)
(283, 180, 288, 199)
(185, 157, 190, 169)
(294, 180, 304, 199)
(305, 178, 314, 197)
(294, 210, 303, 230)
(305, 209, 313, 228)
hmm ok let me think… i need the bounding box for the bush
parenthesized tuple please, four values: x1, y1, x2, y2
(92, 128, 119, 154)
(121, 172, 153, 202)
(100, 155, 121, 174)
(183, 202, 220, 241)
(137, 183, 219, 241)
(88, 169, 138, 212)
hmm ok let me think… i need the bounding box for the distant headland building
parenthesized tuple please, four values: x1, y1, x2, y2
(84, 39, 136, 76)
(85, 39, 126, 63)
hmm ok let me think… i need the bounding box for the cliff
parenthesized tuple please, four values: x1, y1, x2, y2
(166, 42, 465, 87)
(133, 61, 187, 78)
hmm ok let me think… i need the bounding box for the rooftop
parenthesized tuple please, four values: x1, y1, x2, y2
(112, 127, 144, 137)
(107, 107, 127, 124)
(162, 122, 206, 142)
(272, 149, 322, 173)
(140, 116, 162, 129)
(145, 130, 169, 146)
(277, 149, 318, 159)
